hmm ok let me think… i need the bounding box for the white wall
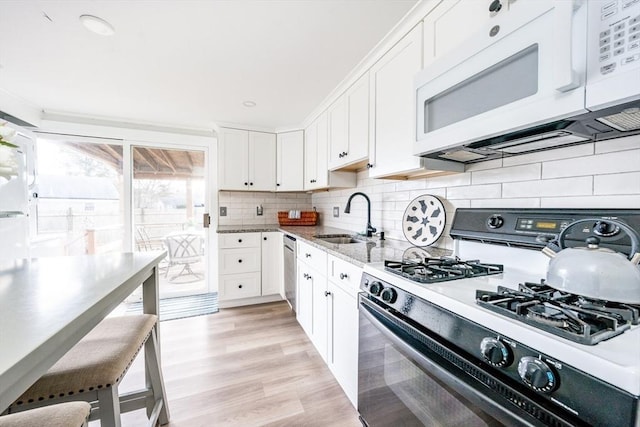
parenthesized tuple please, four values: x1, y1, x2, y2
(312, 136, 640, 249)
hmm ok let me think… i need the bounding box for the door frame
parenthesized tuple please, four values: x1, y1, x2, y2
(126, 140, 212, 295)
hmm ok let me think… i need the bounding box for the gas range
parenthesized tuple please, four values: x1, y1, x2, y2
(359, 208, 640, 427)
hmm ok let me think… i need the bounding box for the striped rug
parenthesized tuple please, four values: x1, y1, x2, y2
(126, 292, 219, 321)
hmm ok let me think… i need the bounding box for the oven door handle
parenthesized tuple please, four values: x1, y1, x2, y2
(359, 297, 538, 427)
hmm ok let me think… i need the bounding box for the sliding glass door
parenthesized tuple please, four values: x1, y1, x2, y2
(131, 144, 209, 299)
(33, 133, 210, 300)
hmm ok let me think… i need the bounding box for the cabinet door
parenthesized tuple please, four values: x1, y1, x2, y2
(346, 72, 369, 165)
(328, 281, 359, 408)
(261, 232, 282, 296)
(311, 267, 328, 363)
(218, 128, 249, 190)
(276, 131, 304, 191)
(297, 261, 313, 336)
(314, 111, 330, 188)
(248, 132, 276, 192)
(304, 121, 318, 190)
(328, 95, 348, 170)
(423, 0, 494, 68)
(369, 23, 424, 179)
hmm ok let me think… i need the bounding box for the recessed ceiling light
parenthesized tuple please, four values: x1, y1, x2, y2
(79, 14, 115, 36)
(243, 101, 257, 108)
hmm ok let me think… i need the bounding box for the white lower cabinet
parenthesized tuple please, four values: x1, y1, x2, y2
(327, 254, 360, 407)
(296, 241, 329, 362)
(328, 281, 358, 407)
(296, 244, 360, 408)
(218, 231, 283, 307)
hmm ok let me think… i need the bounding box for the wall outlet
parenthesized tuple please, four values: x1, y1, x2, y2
(333, 206, 340, 218)
(220, 206, 227, 216)
(257, 205, 263, 216)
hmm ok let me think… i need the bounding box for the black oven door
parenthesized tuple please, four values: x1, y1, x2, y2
(358, 295, 568, 427)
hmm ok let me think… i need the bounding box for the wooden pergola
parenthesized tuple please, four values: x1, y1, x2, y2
(62, 142, 205, 180)
(61, 142, 206, 220)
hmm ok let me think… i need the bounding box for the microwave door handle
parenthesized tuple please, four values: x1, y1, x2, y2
(554, 0, 581, 92)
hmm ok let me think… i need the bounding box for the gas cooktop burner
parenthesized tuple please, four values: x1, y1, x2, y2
(476, 282, 640, 345)
(384, 257, 504, 284)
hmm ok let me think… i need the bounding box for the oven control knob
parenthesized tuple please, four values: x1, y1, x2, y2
(517, 357, 558, 393)
(480, 338, 512, 368)
(380, 288, 397, 303)
(487, 215, 504, 229)
(369, 281, 383, 296)
(593, 220, 620, 237)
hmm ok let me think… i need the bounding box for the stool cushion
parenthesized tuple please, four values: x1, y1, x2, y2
(0, 401, 90, 427)
(13, 314, 157, 406)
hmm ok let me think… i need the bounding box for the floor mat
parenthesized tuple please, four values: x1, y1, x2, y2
(126, 292, 218, 321)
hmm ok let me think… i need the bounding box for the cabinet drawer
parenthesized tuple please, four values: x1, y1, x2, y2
(219, 232, 260, 249)
(297, 241, 327, 270)
(219, 248, 260, 274)
(219, 272, 261, 300)
(328, 254, 362, 297)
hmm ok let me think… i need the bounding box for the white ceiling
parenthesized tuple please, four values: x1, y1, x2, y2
(0, 0, 418, 132)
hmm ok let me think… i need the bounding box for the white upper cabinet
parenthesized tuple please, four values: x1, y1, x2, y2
(218, 128, 276, 191)
(305, 111, 356, 191)
(368, 23, 424, 179)
(304, 114, 320, 190)
(276, 131, 304, 191)
(423, 0, 498, 68)
(328, 73, 370, 171)
(328, 96, 348, 170)
(248, 132, 276, 191)
(346, 72, 370, 167)
(218, 128, 249, 191)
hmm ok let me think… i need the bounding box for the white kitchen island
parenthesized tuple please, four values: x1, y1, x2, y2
(0, 251, 168, 421)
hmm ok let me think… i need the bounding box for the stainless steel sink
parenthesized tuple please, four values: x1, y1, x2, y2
(314, 234, 365, 244)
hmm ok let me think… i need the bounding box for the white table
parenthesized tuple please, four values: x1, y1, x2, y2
(0, 251, 168, 416)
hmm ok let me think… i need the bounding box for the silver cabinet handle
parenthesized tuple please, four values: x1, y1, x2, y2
(339, 273, 348, 280)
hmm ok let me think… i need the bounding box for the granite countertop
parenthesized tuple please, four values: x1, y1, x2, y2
(217, 224, 451, 267)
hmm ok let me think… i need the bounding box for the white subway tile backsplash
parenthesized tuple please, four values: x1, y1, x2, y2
(218, 190, 312, 226)
(410, 188, 446, 200)
(471, 163, 541, 185)
(220, 136, 640, 248)
(470, 198, 540, 208)
(503, 176, 592, 198)
(595, 135, 640, 154)
(594, 172, 640, 195)
(542, 149, 640, 178)
(425, 172, 471, 189)
(447, 183, 501, 199)
(541, 195, 640, 208)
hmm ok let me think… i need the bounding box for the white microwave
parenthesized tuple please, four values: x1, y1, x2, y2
(414, 0, 640, 163)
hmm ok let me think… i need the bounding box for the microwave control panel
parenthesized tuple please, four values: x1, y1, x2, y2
(592, 0, 640, 75)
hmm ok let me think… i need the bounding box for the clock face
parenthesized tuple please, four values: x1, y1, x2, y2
(402, 195, 446, 247)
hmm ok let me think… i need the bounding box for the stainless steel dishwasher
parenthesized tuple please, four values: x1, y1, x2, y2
(283, 234, 297, 313)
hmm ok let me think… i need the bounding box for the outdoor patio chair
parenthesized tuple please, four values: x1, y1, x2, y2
(163, 233, 204, 281)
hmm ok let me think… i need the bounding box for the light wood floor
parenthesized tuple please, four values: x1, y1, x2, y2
(112, 301, 361, 427)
